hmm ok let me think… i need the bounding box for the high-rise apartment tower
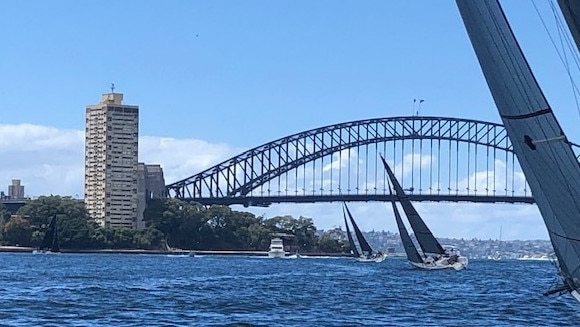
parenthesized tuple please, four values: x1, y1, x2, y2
(84, 91, 139, 228)
(8, 179, 24, 199)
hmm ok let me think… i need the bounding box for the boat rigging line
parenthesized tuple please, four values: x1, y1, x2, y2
(532, 0, 580, 120)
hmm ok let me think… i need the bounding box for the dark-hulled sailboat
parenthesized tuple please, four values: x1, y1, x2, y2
(456, 0, 580, 301)
(33, 215, 60, 254)
(380, 155, 468, 270)
(343, 203, 386, 263)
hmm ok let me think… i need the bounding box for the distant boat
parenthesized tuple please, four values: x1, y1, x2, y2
(491, 226, 502, 261)
(33, 215, 60, 254)
(287, 251, 302, 259)
(268, 237, 286, 258)
(343, 203, 386, 263)
(380, 155, 467, 270)
(456, 0, 580, 301)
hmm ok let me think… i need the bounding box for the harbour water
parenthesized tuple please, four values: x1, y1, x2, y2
(1, 253, 579, 326)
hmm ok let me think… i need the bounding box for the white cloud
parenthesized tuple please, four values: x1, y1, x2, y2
(0, 123, 549, 240)
(0, 124, 85, 197)
(138, 136, 242, 185)
(323, 149, 354, 171)
(0, 124, 240, 198)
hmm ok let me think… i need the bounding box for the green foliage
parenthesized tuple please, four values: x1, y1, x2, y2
(263, 215, 319, 252)
(16, 196, 97, 248)
(0, 203, 8, 243)
(0, 196, 348, 253)
(317, 228, 349, 253)
(144, 198, 205, 249)
(1, 195, 165, 250)
(3, 215, 32, 246)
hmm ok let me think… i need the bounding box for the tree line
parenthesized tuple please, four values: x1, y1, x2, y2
(0, 196, 349, 253)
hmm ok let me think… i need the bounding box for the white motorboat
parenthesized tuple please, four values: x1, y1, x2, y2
(268, 237, 286, 258)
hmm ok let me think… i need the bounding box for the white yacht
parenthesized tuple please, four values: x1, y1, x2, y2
(268, 237, 286, 258)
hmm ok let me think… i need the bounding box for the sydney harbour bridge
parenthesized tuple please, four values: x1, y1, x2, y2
(165, 116, 578, 207)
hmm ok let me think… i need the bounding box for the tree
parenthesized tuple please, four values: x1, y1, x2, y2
(144, 198, 205, 249)
(203, 206, 263, 250)
(16, 195, 97, 249)
(317, 228, 349, 253)
(263, 215, 319, 252)
(0, 202, 9, 243)
(3, 215, 32, 246)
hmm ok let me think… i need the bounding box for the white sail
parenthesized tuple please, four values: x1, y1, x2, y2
(457, 0, 580, 296)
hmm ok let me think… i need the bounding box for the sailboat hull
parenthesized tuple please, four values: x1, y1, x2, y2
(32, 250, 60, 255)
(410, 256, 468, 271)
(356, 254, 387, 263)
(572, 290, 580, 303)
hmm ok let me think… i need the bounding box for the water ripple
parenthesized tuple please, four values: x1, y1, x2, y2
(0, 253, 579, 326)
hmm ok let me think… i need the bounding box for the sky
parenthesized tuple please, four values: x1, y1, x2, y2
(1, 1, 580, 240)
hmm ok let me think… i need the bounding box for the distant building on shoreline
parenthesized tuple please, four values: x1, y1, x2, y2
(8, 179, 24, 199)
(136, 163, 166, 229)
(84, 90, 139, 229)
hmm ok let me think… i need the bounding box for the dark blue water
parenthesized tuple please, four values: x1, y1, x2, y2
(0, 253, 579, 326)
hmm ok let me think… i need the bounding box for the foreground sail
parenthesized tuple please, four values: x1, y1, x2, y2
(343, 203, 386, 263)
(380, 155, 468, 270)
(457, 0, 580, 301)
(33, 215, 60, 254)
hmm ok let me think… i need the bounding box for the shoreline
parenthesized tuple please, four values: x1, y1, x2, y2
(0, 246, 351, 257)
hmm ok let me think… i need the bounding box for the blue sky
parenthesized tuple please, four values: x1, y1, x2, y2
(1, 1, 579, 240)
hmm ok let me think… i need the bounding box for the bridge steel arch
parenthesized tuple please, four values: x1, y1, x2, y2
(166, 116, 534, 206)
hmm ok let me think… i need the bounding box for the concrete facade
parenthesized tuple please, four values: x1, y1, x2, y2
(136, 163, 166, 229)
(84, 92, 139, 228)
(8, 179, 24, 199)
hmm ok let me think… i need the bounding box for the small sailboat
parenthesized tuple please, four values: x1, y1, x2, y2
(343, 203, 386, 263)
(380, 155, 467, 270)
(456, 0, 580, 301)
(33, 215, 60, 254)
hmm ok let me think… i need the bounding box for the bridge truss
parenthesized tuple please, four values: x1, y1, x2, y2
(166, 116, 536, 206)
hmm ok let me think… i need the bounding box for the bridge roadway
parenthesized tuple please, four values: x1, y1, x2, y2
(1, 199, 27, 214)
(2, 193, 535, 213)
(189, 194, 535, 207)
